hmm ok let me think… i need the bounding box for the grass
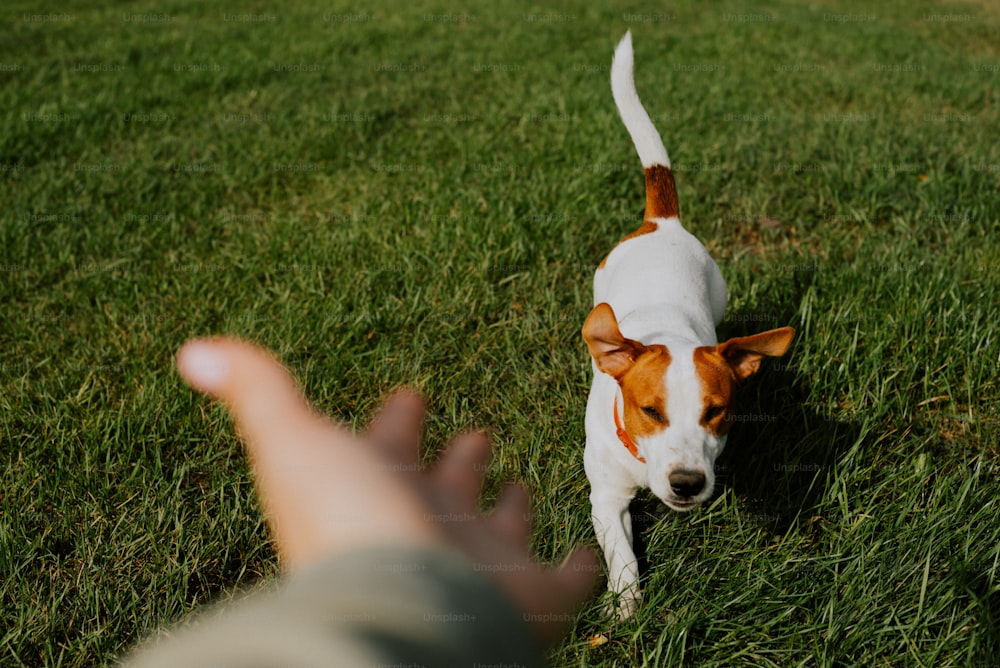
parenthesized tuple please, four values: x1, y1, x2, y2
(1, 0, 998, 665)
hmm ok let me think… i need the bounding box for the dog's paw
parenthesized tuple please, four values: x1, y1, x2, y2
(602, 589, 641, 620)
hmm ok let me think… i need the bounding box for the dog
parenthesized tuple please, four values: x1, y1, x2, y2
(581, 31, 795, 619)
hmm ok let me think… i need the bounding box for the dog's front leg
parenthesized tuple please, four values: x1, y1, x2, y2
(590, 490, 640, 619)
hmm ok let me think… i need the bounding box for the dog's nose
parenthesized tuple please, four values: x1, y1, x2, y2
(668, 469, 705, 498)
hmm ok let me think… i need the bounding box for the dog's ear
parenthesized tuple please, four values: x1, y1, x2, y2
(582, 303, 646, 380)
(716, 327, 794, 383)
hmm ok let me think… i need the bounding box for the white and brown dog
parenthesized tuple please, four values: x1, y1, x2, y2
(582, 31, 795, 619)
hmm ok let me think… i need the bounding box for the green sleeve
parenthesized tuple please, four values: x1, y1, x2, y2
(120, 545, 548, 668)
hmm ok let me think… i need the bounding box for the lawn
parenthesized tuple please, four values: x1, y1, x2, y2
(1, 0, 998, 665)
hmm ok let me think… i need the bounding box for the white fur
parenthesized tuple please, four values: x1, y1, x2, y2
(611, 30, 671, 169)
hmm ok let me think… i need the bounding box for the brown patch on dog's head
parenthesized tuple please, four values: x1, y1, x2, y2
(619, 345, 672, 438)
(694, 327, 795, 434)
(583, 302, 672, 439)
(692, 347, 737, 436)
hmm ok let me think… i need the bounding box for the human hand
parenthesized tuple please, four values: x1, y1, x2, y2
(176, 337, 598, 644)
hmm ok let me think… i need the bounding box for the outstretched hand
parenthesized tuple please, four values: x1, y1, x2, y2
(176, 337, 597, 644)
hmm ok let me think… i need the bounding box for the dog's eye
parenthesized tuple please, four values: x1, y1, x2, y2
(642, 406, 665, 423)
(703, 405, 726, 422)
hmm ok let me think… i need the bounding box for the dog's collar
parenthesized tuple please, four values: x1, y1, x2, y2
(613, 395, 646, 463)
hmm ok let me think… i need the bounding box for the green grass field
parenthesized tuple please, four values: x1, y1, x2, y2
(1, 0, 998, 665)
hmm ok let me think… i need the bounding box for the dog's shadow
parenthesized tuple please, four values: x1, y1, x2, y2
(718, 346, 856, 535)
(627, 333, 860, 579)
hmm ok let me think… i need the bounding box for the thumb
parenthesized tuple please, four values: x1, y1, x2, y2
(176, 337, 327, 445)
(175, 337, 437, 568)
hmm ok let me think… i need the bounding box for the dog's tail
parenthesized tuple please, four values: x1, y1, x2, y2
(611, 31, 678, 220)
